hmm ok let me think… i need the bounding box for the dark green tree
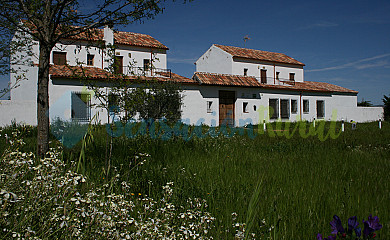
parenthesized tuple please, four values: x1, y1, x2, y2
(0, 0, 188, 157)
(357, 99, 373, 107)
(383, 94, 390, 121)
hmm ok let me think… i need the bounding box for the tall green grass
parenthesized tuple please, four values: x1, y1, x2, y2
(1, 121, 389, 239)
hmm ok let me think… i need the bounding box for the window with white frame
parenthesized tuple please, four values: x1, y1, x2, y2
(207, 101, 213, 113)
(244, 68, 248, 76)
(291, 99, 298, 114)
(269, 99, 279, 119)
(243, 102, 248, 113)
(280, 99, 290, 119)
(317, 100, 325, 119)
(71, 92, 91, 122)
(303, 99, 309, 113)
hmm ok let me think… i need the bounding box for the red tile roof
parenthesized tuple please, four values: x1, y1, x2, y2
(193, 72, 357, 94)
(65, 29, 169, 50)
(49, 65, 195, 84)
(214, 44, 305, 66)
(22, 21, 168, 50)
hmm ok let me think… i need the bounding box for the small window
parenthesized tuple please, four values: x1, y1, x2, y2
(303, 99, 309, 113)
(253, 105, 257, 111)
(317, 100, 325, 119)
(243, 102, 248, 113)
(291, 99, 298, 114)
(207, 101, 213, 113)
(53, 52, 67, 65)
(289, 73, 295, 81)
(269, 99, 279, 119)
(144, 59, 150, 71)
(276, 72, 280, 80)
(244, 68, 248, 76)
(71, 92, 91, 122)
(87, 54, 94, 66)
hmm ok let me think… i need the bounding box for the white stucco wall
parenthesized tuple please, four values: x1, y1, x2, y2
(0, 100, 36, 126)
(195, 45, 233, 74)
(232, 59, 304, 84)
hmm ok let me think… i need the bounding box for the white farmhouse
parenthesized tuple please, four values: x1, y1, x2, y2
(0, 26, 196, 126)
(180, 44, 383, 126)
(0, 28, 384, 127)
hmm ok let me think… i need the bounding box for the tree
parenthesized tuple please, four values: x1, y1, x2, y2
(383, 94, 390, 121)
(357, 99, 373, 107)
(0, 0, 186, 157)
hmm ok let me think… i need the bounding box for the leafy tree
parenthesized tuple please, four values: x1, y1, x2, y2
(383, 94, 390, 121)
(357, 99, 373, 107)
(0, 0, 188, 157)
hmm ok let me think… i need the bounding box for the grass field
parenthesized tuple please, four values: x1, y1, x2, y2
(1, 121, 389, 239)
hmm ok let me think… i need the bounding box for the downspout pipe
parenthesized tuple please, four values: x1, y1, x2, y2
(299, 92, 302, 121)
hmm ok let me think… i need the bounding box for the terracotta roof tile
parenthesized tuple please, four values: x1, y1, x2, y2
(49, 65, 195, 84)
(214, 44, 305, 66)
(65, 29, 169, 50)
(22, 21, 168, 50)
(193, 72, 357, 94)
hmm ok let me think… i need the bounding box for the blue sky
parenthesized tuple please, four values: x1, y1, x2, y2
(1, 0, 390, 105)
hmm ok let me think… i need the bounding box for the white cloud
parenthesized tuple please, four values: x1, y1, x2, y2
(306, 53, 390, 72)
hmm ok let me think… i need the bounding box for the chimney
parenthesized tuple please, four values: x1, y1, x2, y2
(103, 25, 114, 46)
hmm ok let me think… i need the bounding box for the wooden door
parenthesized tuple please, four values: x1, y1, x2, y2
(219, 90, 236, 127)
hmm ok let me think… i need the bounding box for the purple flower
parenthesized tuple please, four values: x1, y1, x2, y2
(330, 215, 345, 235)
(317, 233, 323, 240)
(347, 216, 359, 234)
(355, 227, 362, 238)
(363, 214, 382, 237)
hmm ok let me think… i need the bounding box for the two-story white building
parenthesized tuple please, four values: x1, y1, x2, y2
(0, 28, 384, 127)
(179, 44, 383, 126)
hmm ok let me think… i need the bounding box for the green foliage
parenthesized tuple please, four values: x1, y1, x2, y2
(1, 121, 389, 239)
(357, 99, 373, 107)
(383, 94, 390, 121)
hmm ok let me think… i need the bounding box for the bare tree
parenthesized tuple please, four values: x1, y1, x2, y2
(0, 0, 187, 157)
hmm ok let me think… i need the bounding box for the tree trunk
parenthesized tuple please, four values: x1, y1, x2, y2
(37, 43, 52, 158)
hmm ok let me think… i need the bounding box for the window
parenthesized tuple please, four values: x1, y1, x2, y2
(289, 73, 295, 81)
(207, 101, 213, 113)
(53, 52, 67, 65)
(253, 105, 257, 111)
(243, 102, 248, 113)
(87, 54, 94, 66)
(317, 100, 325, 119)
(108, 93, 120, 114)
(303, 99, 309, 113)
(291, 99, 298, 114)
(269, 99, 279, 119)
(143, 59, 150, 71)
(280, 99, 289, 119)
(276, 72, 280, 80)
(71, 92, 91, 121)
(114, 56, 123, 74)
(261, 69, 267, 84)
(244, 68, 248, 76)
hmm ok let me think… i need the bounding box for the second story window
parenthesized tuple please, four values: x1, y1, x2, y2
(114, 56, 123, 74)
(289, 73, 295, 81)
(53, 52, 67, 65)
(244, 68, 248, 76)
(143, 59, 151, 71)
(276, 72, 280, 80)
(87, 54, 94, 66)
(261, 69, 267, 84)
